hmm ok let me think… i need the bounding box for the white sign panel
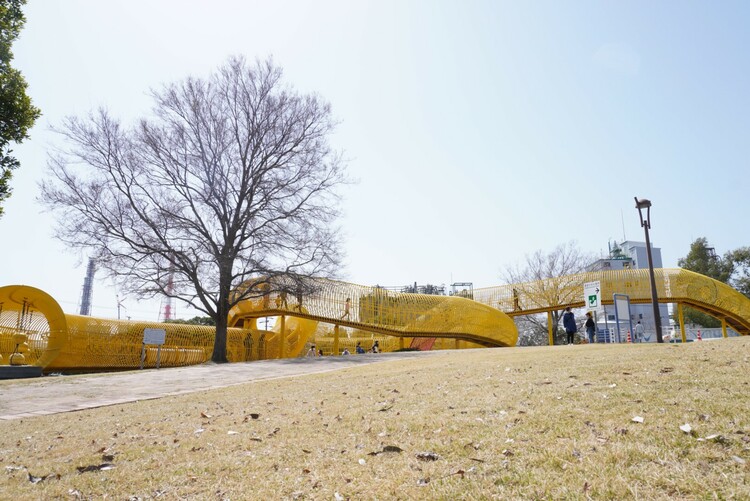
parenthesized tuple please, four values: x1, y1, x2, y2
(143, 328, 166, 345)
(615, 296, 630, 320)
(583, 280, 601, 309)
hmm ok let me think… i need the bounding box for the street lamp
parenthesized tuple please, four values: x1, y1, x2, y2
(634, 197, 664, 343)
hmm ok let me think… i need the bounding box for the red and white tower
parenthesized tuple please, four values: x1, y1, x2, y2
(159, 265, 175, 322)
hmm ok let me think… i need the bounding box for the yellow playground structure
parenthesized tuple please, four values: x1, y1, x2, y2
(1, 268, 749, 372)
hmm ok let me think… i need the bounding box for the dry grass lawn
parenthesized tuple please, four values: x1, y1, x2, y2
(1, 338, 749, 500)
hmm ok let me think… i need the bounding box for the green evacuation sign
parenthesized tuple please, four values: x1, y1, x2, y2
(583, 281, 601, 309)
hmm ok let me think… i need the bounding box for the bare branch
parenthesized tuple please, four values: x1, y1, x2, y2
(502, 241, 594, 345)
(39, 56, 348, 362)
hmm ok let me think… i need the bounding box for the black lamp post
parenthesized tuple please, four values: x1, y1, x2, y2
(634, 197, 663, 343)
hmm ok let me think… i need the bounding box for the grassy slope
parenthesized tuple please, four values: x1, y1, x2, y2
(1, 338, 749, 500)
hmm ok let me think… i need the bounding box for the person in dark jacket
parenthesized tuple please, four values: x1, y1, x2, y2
(562, 307, 577, 345)
(584, 311, 596, 343)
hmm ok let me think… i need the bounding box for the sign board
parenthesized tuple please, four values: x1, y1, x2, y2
(613, 294, 633, 343)
(143, 328, 166, 345)
(141, 328, 167, 370)
(583, 281, 601, 309)
(614, 296, 630, 320)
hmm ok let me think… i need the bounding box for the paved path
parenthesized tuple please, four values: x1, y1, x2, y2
(0, 351, 437, 421)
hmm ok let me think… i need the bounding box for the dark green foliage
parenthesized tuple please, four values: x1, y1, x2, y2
(679, 308, 721, 329)
(677, 237, 734, 283)
(166, 316, 216, 326)
(677, 238, 735, 328)
(728, 247, 750, 299)
(0, 0, 40, 216)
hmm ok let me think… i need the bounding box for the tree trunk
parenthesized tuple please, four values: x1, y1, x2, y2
(212, 303, 229, 363)
(211, 275, 231, 363)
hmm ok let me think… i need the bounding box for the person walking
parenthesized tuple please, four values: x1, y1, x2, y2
(277, 291, 288, 309)
(512, 288, 521, 311)
(340, 298, 351, 319)
(562, 307, 577, 345)
(634, 320, 645, 343)
(584, 311, 596, 344)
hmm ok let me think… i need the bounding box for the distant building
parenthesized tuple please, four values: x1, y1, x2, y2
(588, 241, 669, 341)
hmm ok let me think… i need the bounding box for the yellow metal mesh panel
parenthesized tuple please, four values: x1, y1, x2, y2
(0, 285, 261, 370)
(229, 277, 519, 348)
(0, 306, 50, 366)
(45, 315, 261, 371)
(49, 316, 207, 370)
(0, 285, 68, 367)
(4, 267, 749, 371)
(473, 268, 750, 334)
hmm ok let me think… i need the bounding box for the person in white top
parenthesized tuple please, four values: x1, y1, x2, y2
(634, 321, 645, 342)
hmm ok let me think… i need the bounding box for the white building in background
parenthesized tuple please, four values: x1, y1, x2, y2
(587, 241, 670, 342)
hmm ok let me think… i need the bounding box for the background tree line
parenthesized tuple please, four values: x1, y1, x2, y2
(678, 237, 750, 327)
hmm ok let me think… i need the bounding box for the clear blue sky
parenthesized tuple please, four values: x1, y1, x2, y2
(3, 1, 749, 319)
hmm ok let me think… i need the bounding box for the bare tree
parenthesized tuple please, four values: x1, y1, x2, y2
(40, 56, 347, 362)
(503, 241, 593, 345)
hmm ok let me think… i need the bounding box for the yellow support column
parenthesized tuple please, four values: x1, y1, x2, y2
(399, 337, 405, 350)
(678, 303, 687, 343)
(548, 311, 554, 346)
(333, 325, 340, 355)
(455, 338, 460, 350)
(721, 318, 728, 338)
(279, 316, 286, 359)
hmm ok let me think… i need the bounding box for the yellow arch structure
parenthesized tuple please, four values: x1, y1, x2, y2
(1, 268, 749, 370)
(0, 280, 518, 370)
(0, 285, 262, 371)
(0, 285, 68, 368)
(473, 268, 750, 337)
(228, 278, 518, 348)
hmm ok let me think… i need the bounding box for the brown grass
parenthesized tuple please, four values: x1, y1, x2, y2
(1, 338, 749, 500)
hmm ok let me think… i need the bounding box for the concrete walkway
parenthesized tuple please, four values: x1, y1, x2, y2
(0, 351, 437, 420)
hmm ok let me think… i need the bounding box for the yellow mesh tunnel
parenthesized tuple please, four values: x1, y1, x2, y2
(474, 268, 750, 335)
(228, 278, 519, 348)
(6, 267, 749, 371)
(0, 285, 68, 368)
(0, 285, 259, 371)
